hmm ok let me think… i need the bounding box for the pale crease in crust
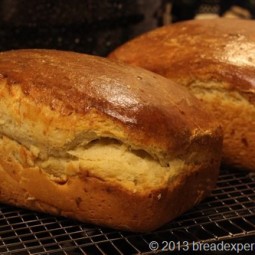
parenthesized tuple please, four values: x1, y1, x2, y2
(0, 135, 171, 190)
(0, 79, 176, 166)
(186, 80, 255, 170)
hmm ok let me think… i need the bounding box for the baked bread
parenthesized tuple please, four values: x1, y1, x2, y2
(0, 49, 222, 232)
(109, 18, 255, 171)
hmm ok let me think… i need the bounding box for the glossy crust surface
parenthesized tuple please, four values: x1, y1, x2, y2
(109, 18, 255, 171)
(0, 49, 222, 231)
(0, 49, 220, 162)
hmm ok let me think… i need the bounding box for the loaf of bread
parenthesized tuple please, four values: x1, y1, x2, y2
(0, 49, 222, 232)
(109, 18, 255, 171)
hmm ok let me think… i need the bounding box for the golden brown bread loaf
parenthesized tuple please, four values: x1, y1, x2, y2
(109, 18, 255, 172)
(0, 49, 222, 232)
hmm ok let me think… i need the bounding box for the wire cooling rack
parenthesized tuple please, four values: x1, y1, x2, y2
(0, 167, 254, 255)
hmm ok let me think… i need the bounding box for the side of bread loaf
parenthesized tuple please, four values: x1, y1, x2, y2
(109, 18, 255, 171)
(0, 49, 222, 232)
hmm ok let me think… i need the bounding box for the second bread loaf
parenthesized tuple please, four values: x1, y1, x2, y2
(109, 18, 255, 171)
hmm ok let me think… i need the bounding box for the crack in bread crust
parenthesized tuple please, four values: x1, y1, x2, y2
(0, 133, 220, 232)
(185, 80, 255, 170)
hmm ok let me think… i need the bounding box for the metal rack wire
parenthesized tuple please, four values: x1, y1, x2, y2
(0, 167, 254, 254)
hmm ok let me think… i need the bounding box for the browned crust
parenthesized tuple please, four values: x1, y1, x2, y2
(0, 136, 219, 232)
(193, 92, 255, 170)
(109, 18, 255, 171)
(0, 49, 220, 158)
(109, 18, 255, 101)
(0, 49, 223, 231)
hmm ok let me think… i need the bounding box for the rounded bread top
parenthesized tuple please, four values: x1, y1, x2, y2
(0, 49, 220, 159)
(109, 18, 255, 101)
